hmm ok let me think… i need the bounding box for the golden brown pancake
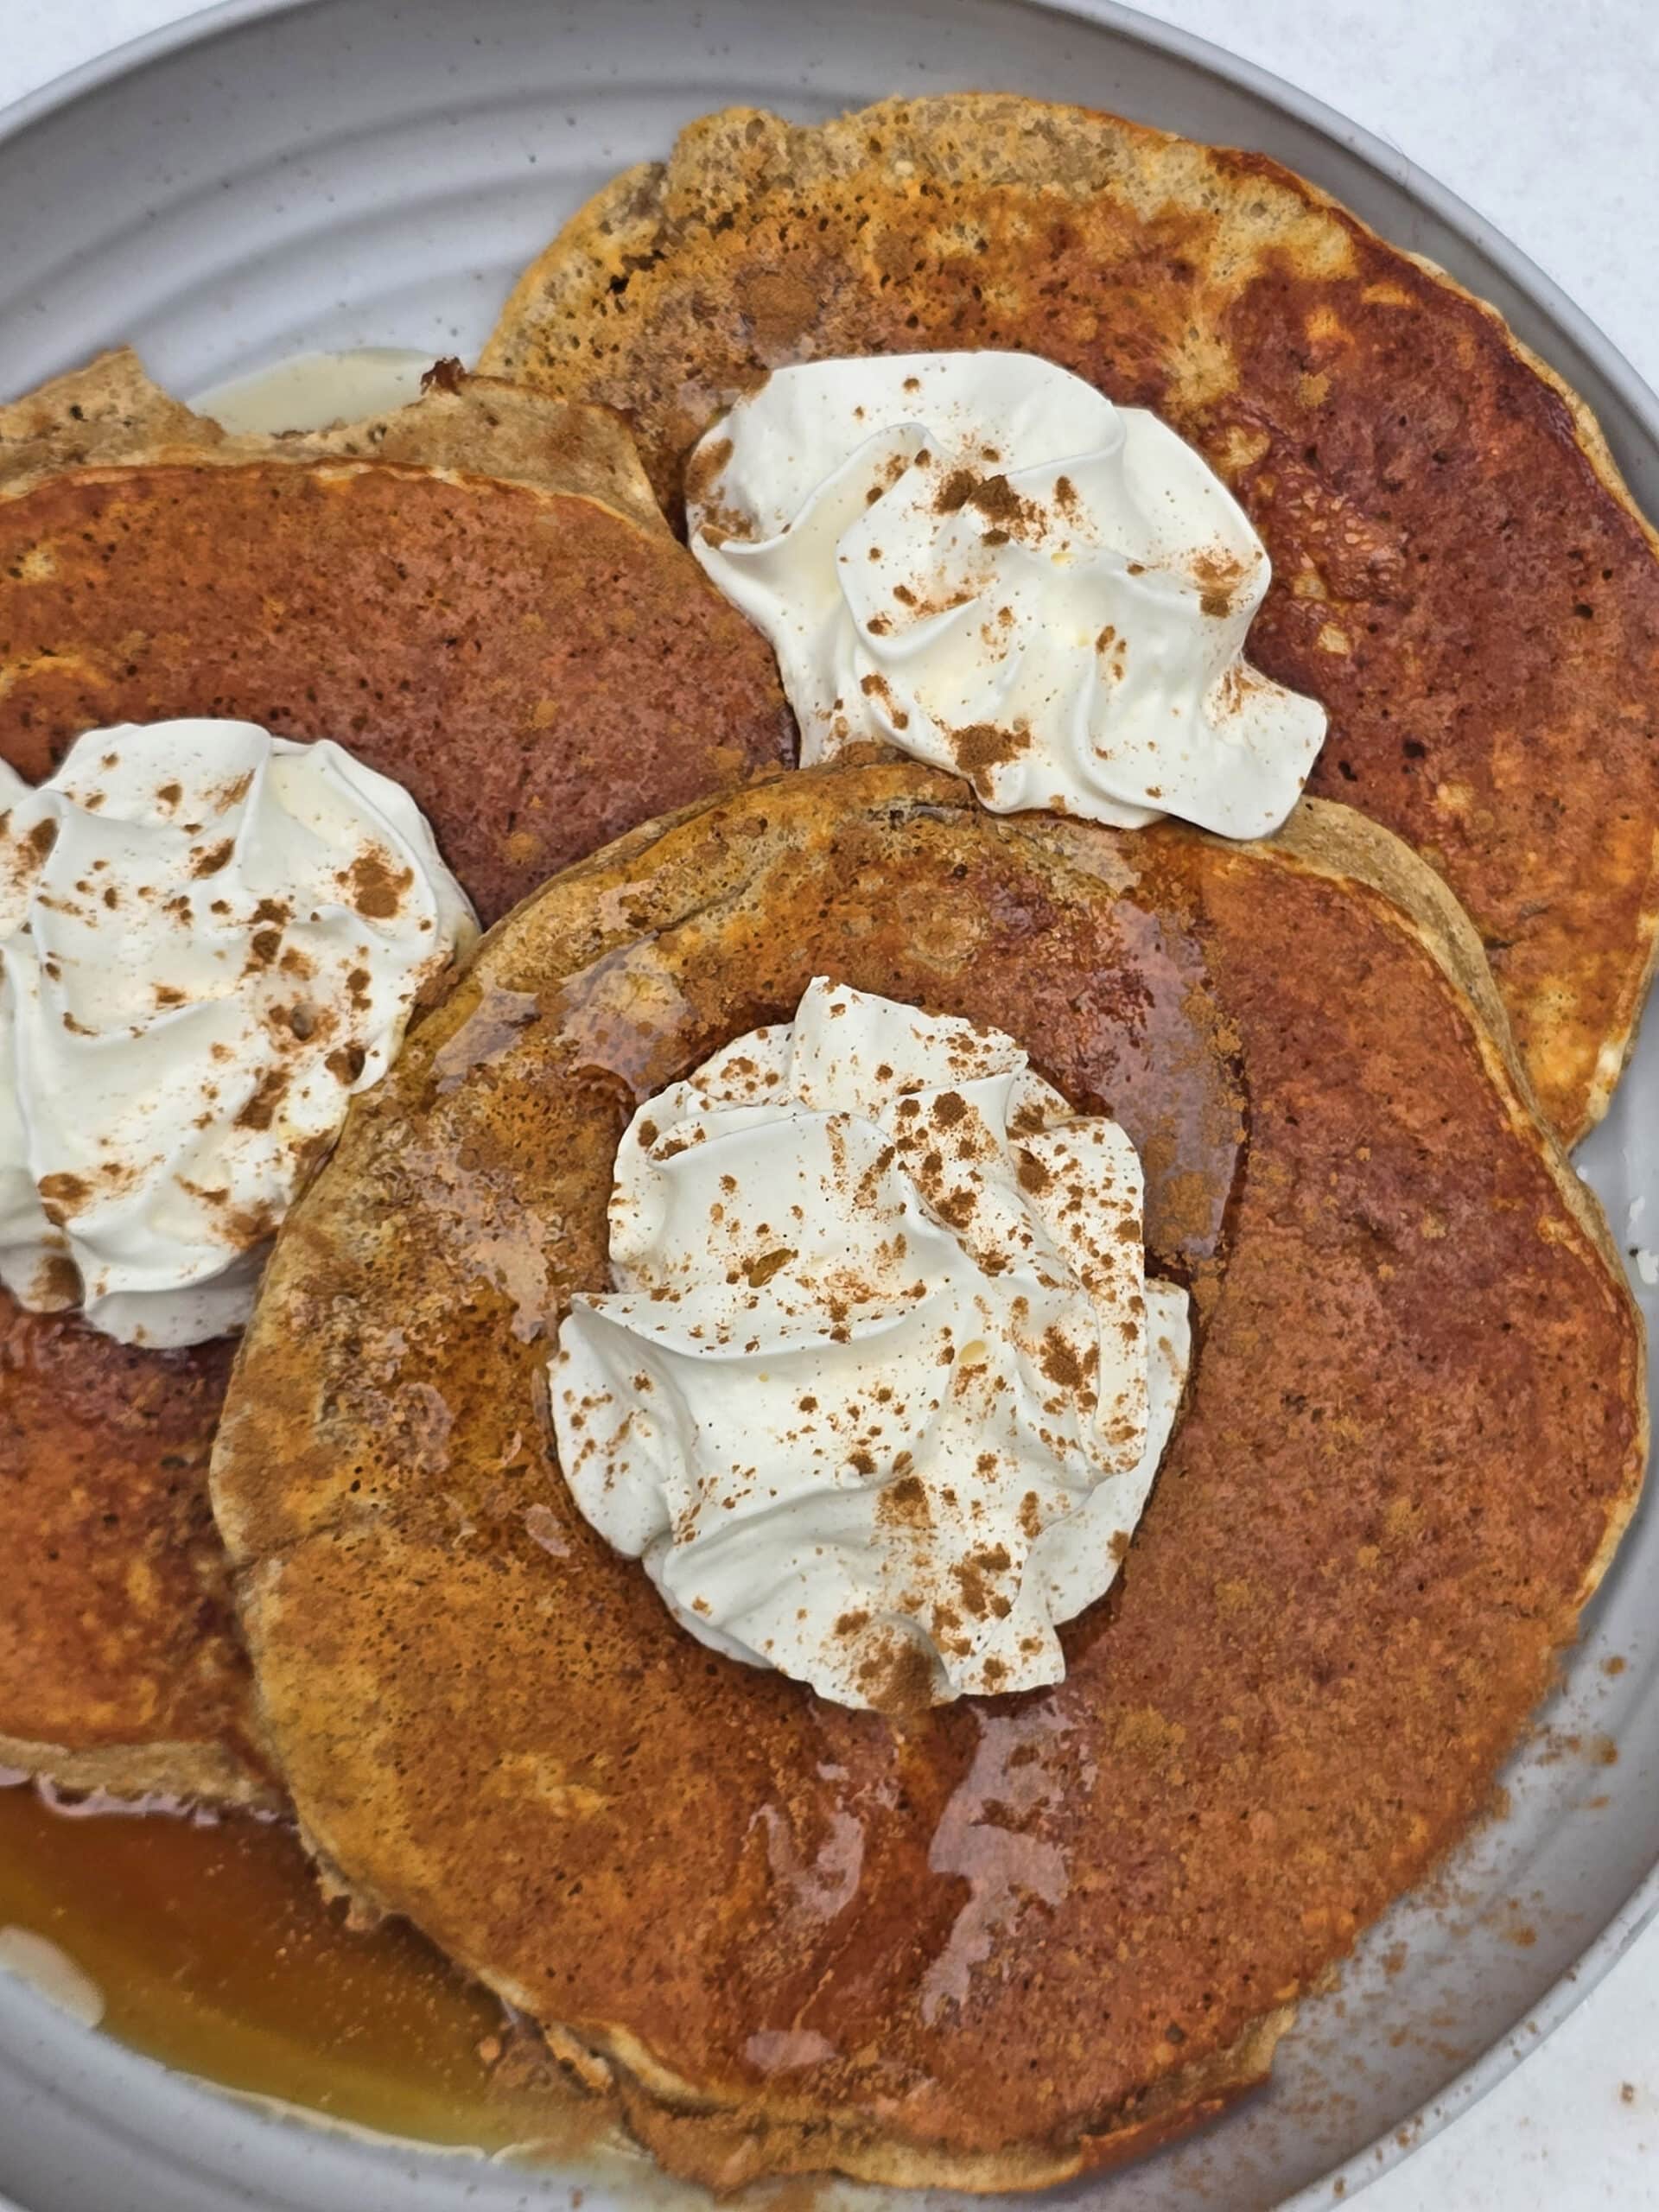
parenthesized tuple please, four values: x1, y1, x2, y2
(0, 350, 791, 917)
(0, 351, 791, 1802)
(213, 762, 1645, 2190)
(483, 92, 1659, 1147)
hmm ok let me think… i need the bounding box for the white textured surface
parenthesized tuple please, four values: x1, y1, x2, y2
(554, 979, 1185, 1707)
(688, 353, 1327, 835)
(0, 3, 1656, 2207)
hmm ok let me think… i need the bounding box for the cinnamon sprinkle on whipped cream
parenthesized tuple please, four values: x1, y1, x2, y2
(550, 979, 1189, 1711)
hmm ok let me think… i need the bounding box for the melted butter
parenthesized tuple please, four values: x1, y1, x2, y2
(0, 1924, 105, 2028)
(0, 1778, 604, 2155)
(194, 349, 435, 435)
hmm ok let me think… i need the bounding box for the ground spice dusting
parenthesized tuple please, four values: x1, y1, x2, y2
(934, 467, 979, 513)
(347, 849, 414, 920)
(950, 723, 1032, 782)
(190, 837, 234, 877)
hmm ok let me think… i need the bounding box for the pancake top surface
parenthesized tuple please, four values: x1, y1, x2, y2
(0, 353, 791, 1798)
(213, 763, 1644, 2186)
(483, 92, 1659, 1146)
(0, 1313, 260, 1801)
(0, 350, 791, 924)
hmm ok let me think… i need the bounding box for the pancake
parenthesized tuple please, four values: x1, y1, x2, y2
(212, 761, 1644, 2190)
(482, 92, 1659, 1147)
(0, 349, 791, 915)
(0, 351, 791, 1802)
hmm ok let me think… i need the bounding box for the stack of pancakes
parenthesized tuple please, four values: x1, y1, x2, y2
(3, 92, 1652, 2193)
(0, 349, 790, 1802)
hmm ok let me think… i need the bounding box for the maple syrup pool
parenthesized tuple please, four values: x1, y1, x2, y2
(0, 1774, 594, 2152)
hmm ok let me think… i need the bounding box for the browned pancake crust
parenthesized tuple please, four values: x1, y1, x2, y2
(213, 764, 1644, 2189)
(0, 1317, 268, 1803)
(0, 354, 791, 1801)
(0, 354, 791, 921)
(483, 92, 1659, 1146)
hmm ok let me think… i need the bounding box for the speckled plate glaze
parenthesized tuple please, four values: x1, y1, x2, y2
(0, 3, 1656, 2209)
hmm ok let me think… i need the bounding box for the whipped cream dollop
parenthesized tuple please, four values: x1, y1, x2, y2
(551, 980, 1189, 1710)
(688, 352, 1326, 836)
(0, 720, 475, 1347)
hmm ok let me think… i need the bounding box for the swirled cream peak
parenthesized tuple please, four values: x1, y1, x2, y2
(688, 352, 1325, 836)
(550, 979, 1190, 1711)
(0, 720, 475, 1347)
